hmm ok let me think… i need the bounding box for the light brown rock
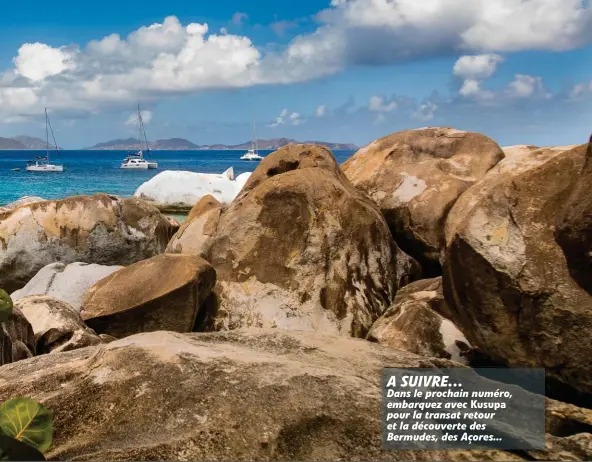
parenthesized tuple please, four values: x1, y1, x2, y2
(342, 127, 504, 274)
(15, 295, 104, 354)
(443, 143, 592, 393)
(0, 194, 177, 293)
(367, 277, 471, 363)
(202, 144, 419, 337)
(0, 329, 531, 461)
(556, 135, 592, 295)
(81, 254, 216, 338)
(0, 306, 35, 365)
(166, 195, 222, 255)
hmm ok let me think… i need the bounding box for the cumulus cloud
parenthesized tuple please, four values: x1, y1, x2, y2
(0, 16, 273, 120)
(315, 104, 327, 117)
(125, 109, 152, 126)
(368, 95, 398, 112)
(1, 3, 591, 122)
(269, 108, 304, 127)
(232, 12, 249, 26)
(453, 53, 503, 80)
(284, 0, 592, 76)
(570, 80, 592, 98)
(413, 101, 438, 121)
(506, 74, 550, 98)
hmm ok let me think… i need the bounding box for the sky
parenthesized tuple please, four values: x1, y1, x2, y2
(0, 0, 591, 149)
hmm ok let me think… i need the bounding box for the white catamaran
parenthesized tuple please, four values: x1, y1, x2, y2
(240, 118, 263, 161)
(26, 109, 64, 173)
(121, 105, 158, 170)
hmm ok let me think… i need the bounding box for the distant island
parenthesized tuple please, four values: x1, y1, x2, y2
(0, 136, 58, 150)
(84, 137, 359, 151)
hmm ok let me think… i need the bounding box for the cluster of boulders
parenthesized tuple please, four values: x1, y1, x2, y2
(1, 128, 591, 461)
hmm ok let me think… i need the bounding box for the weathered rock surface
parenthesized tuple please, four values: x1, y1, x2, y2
(134, 168, 252, 213)
(342, 127, 504, 274)
(202, 144, 418, 337)
(166, 195, 222, 255)
(0, 307, 35, 366)
(556, 136, 592, 295)
(0, 196, 45, 213)
(367, 277, 471, 363)
(15, 295, 104, 354)
(0, 194, 176, 293)
(0, 329, 538, 461)
(443, 143, 592, 393)
(81, 254, 216, 338)
(11, 262, 123, 312)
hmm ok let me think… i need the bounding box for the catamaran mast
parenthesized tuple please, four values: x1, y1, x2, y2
(45, 108, 49, 161)
(252, 117, 258, 153)
(138, 104, 150, 156)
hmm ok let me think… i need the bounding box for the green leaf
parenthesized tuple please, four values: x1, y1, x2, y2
(0, 290, 12, 323)
(0, 398, 52, 454)
(0, 434, 46, 461)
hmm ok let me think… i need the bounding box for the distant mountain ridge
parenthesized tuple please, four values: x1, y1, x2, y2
(0, 136, 55, 150)
(85, 137, 358, 151)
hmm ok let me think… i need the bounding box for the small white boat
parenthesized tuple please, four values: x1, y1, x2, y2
(240, 117, 263, 161)
(121, 154, 150, 169)
(26, 109, 64, 173)
(11, 168, 20, 172)
(240, 148, 263, 161)
(121, 105, 158, 170)
(26, 158, 64, 172)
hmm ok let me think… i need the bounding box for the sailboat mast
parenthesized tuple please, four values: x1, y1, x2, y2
(138, 105, 150, 155)
(45, 108, 49, 160)
(253, 117, 258, 153)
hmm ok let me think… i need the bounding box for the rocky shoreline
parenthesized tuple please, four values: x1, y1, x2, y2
(1, 127, 591, 460)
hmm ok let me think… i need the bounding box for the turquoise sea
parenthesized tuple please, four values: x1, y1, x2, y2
(0, 149, 355, 206)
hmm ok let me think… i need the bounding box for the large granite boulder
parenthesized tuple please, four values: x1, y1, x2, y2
(11, 262, 123, 312)
(81, 254, 216, 338)
(443, 143, 592, 393)
(0, 196, 45, 213)
(15, 295, 105, 354)
(134, 168, 252, 213)
(0, 194, 176, 293)
(0, 329, 549, 461)
(556, 135, 592, 295)
(342, 127, 504, 274)
(0, 305, 35, 366)
(202, 144, 419, 337)
(166, 195, 222, 255)
(367, 277, 471, 364)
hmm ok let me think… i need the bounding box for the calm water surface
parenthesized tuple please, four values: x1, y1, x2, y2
(0, 150, 355, 205)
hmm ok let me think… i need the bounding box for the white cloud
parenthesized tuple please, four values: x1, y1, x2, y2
(453, 53, 503, 80)
(125, 110, 152, 126)
(0, 16, 274, 121)
(570, 80, 592, 99)
(413, 101, 438, 121)
(315, 104, 327, 117)
(232, 12, 249, 26)
(506, 74, 549, 98)
(269, 108, 305, 127)
(374, 113, 386, 124)
(283, 0, 592, 77)
(368, 95, 398, 112)
(14, 42, 77, 82)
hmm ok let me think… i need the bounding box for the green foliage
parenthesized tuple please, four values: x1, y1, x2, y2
(0, 290, 12, 323)
(0, 398, 53, 461)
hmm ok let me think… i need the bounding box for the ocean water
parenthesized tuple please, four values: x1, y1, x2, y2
(0, 149, 355, 206)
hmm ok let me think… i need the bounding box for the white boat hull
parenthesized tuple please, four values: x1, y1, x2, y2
(26, 165, 64, 172)
(121, 163, 149, 170)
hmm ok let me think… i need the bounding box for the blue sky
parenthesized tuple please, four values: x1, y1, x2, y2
(0, 0, 591, 148)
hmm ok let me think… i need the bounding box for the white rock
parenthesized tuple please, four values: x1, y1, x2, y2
(134, 169, 253, 208)
(11, 262, 123, 312)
